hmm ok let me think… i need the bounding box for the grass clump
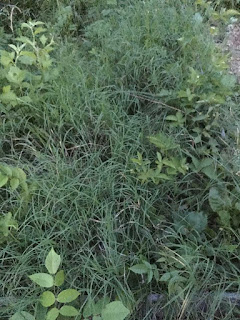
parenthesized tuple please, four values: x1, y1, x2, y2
(1, 0, 240, 319)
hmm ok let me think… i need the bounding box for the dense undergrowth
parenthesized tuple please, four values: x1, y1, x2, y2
(1, 0, 240, 319)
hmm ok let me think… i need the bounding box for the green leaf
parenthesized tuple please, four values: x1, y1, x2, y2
(0, 173, 8, 187)
(209, 187, 231, 212)
(148, 133, 178, 151)
(0, 212, 18, 237)
(45, 248, 61, 274)
(0, 50, 15, 66)
(29, 273, 54, 288)
(156, 173, 173, 181)
(94, 297, 111, 314)
(10, 178, 20, 191)
(40, 35, 48, 46)
(101, 301, 130, 320)
(0, 87, 18, 106)
(35, 302, 47, 320)
(83, 299, 96, 318)
(10, 311, 35, 320)
(46, 308, 59, 320)
(222, 9, 240, 16)
(41, 291, 55, 307)
(19, 51, 37, 65)
(34, 27, 47, 35)
(129, 264, 149, 274)
(57, 289, 80, 303)
(166, 115, 178, 121)
(54, 270, 65, 286)
(147, 269, 153, 283)
(59, 306, 79, 317)
(218, 210, 231, 227)
(199, 158, 213, 169)
(6, 66, 26, 84)
(12, 168, 27, 181)
(162, 158, 176, 169)
(16, 36, 34, 46)
(0, 164, 12, 177)
(160, 272, 171, 282)
(201, 165, 217, 180)
(185, 211, 207, 233)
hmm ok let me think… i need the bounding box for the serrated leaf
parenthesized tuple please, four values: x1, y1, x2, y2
(156, 173, 173, 180)
(21, 22, 31, 29)
(15, 36, 34, 46)
(10, 311, 35, 320)
(19, 51, 36, 65)
(10, 178, 20, 191)
(46, 308, 59, 320)
(0, 50, 15, 66)
(101, 301, 130, 320)
(57, 289, 80, 303)
(41, 291, 55, 307)
(40, 35, 48, 46)
(29, 273, 54, 288)
(0, 173, 8, 187)
(34, 27, 47, 35)
(162, 158, 176, 169)
(129, 264, 149, 274)
(59, 306, 79, 317)
(54, 270, 65, 286)
(45, 248, 61, 274)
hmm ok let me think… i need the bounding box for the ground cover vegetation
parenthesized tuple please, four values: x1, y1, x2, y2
(1, 0, 240, 319)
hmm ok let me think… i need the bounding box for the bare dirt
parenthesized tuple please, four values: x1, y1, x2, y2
(226, 23, 240, 82)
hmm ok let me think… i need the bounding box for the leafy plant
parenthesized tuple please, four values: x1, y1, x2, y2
(208, 186, 240, 227)
(0, 163, 29, 242)
(129, 260, 159, 284)
(0, 212, 18, 241)
(0, 20, 58, 124)
(131, 133, 188, 184)
(10, 248, 130, 320)
(0, 162, 28, 192)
